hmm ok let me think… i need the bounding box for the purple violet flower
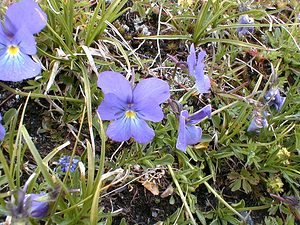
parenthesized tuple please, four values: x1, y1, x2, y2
(247, 111, 268, 133)
(187, 44, 210, 94)
(237, 15, 254, 37)
(24, 193, 49, 219)
(58, 156, 80, 173)
(97, 71, 170, 144)
(0, 114, 5, 141)
(0, 0, 47, 82)
(176, 105, 211, 152)
(265, 88, 286, 111)
(7, 179, 50, 223)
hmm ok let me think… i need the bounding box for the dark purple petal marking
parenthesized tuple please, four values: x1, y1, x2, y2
(97, 93, 127, 120)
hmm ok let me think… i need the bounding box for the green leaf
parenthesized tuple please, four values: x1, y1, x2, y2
(153, 154, 175, 166)
(230, 179, 241, 192)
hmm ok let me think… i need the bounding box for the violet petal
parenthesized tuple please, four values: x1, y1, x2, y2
(13, 26, 36, 55)
(188, 105, 212, 125)
(106, 116, 132, 142)
(176, 110, 188, 152)
(97, 71, 132, 103)
(185, 125, 202, 145)
(131, 117, 155, 144)
(97, 93, 127, 120)
(134, 104, 165, 122)
(133, 77, 170, 105)
(187, 43, 196, 77)
(5, 0, 47, 35)
(0, 50, 41, 81)
(25, 193, 49, 219)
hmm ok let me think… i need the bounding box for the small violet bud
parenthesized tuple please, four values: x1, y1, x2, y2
(265, 88, 286, 111)
(58, 156, 80, 173)
(237, 15, 254, 37)
(247, 111, 268, 133)
(24, 193, 49, 219)
(7, 190, 50, 223)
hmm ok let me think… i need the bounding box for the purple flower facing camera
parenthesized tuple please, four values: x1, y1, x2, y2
(97, 71, 170, 144)
(0, 0, 47, 82)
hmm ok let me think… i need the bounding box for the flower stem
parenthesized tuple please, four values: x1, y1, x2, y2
(167, 165, 197, 225)
(0, 82, 84, 103)
(203, 181, 245, 221)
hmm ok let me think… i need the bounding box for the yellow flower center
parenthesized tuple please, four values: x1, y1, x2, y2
(125, 110, 136, 118)
(7, 45, 19, 56)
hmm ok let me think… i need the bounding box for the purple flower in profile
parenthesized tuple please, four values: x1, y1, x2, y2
(97, 71, 170, 144)
(176, 105, 211, 152)
(0, 0, 47, 82)
(58, 156, 80, 173)
(187, 44, 210, 94)
(6, 175, 50, 223)
(247, 111, 268, 133)
(24, 193, 49, 219)
(265, 88, 286, 111)
(237, 15, 254, 37)
(0, 114, 5, 141)
(7, 191, 49, 222)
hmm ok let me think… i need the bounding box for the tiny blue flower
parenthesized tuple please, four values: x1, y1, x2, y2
(58, 156, 80, 173)
(176, 105, 211, 152)
(0, 114, 5, 141)
(187, 44, 210, 94)
(265, 88, 286, 111)
(237, 15, 254, 37)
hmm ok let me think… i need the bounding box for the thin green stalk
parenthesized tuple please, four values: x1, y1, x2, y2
(21, 126, 54, 187)
(183, 162, 246, 221)
(0, 82, 84, 103)
(238, 204, 272, 211)
(203, 182, 245, 221)
(0, 150, 14, 189)
(90, 115, 106, 225)
(168, 165, 197, 225)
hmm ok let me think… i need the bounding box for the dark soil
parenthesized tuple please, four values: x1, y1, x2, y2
(102, 183, 181, 225)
